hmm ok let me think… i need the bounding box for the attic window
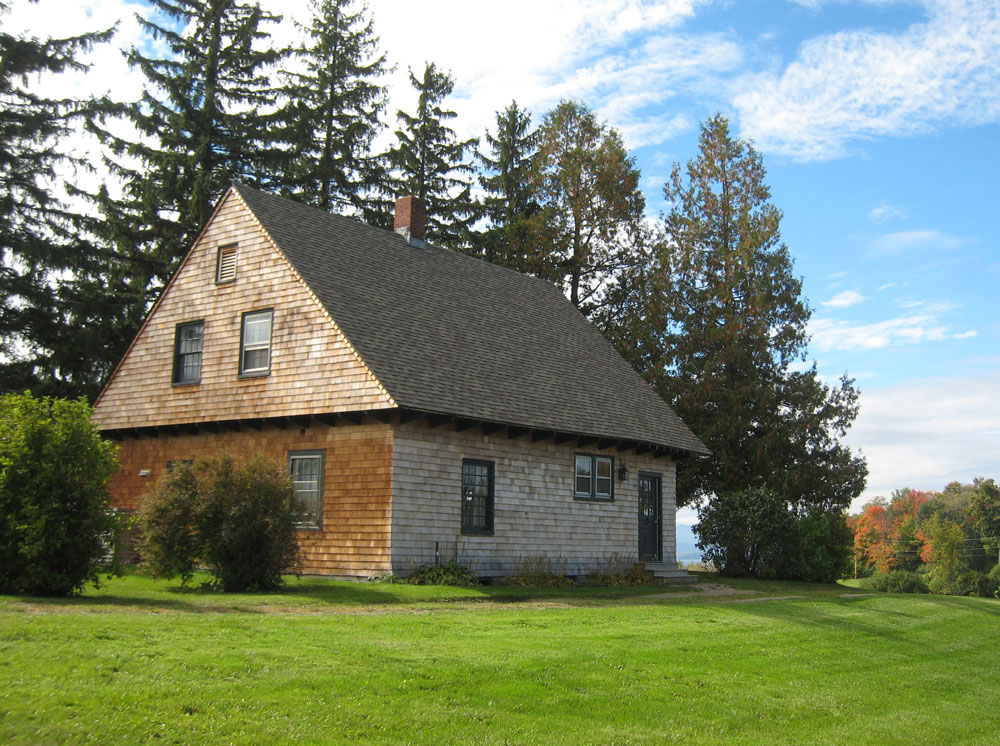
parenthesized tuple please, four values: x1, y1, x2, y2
(216, 244, 238, 283)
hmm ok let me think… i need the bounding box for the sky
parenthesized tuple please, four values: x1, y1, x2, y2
(7, 0, 1000, 521)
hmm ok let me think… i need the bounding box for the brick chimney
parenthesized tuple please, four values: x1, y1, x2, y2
(394, 196, 427, 248)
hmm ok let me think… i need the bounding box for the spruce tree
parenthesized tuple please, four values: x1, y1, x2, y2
(528, 100, 645, 314)
(0, 1, 115, 397)
(94, 0, 287, 287)
(386, 62, 478, 250)
(77, 0, 287, 396)
(476, 100, 539, 271)
(279, 0, 388, 215)
(643, 114, 866, 510)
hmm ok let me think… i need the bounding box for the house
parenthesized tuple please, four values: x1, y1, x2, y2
(92, 184, 709, 580)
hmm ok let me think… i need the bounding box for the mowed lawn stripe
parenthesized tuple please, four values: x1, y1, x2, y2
(2, 578, 999, 745)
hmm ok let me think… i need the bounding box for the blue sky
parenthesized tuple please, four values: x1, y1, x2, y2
(9, 0, 1000, 514)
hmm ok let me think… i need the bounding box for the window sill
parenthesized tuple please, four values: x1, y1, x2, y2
(573, 495, 615, 503)
(171, 380, 201, 388)
(461, 528, 495, 536)
(238, 370, 270, 379)
(294, 525, 322, 532)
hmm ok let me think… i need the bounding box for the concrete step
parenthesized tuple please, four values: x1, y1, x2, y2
(636, 561, 699, 584)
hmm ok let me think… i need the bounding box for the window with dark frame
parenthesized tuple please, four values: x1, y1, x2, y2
(575, 453, 614, 500)
(166, 459, 194, 473)
(288, 450, 325, 530)
(240, 309, 273, 376)
(216, 244, 238, 283)
(461, 459, 494, 534)
(172, 321, 204, 385)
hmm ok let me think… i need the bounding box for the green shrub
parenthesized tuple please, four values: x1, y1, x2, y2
(405, 559, 479, 586)
(0, 393, 122, 596)
(696, 489, 853, 582)
(861, 570, 929, 594)
(138, 455, 301, 591)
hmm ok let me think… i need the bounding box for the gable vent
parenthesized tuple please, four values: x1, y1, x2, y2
(216, 244, 238, 283)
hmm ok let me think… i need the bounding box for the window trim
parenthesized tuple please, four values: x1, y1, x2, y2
(239, 309, 273, 378)
(574, 453, 615, 501)
(172, 320, 204, 386)
(461, 458, 495, 536)
(216, 243, 238, 284)
(288, 449, 325, 531)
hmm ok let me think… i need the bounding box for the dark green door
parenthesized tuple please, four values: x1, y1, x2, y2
(638, 473, 662, 562)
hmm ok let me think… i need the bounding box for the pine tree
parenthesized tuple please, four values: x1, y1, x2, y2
(0, 1, 115, 397)
(279, 0, 388, 215)
(94, 0, 287, 287)
(528, 100, 645, 314)
(386, 62, 478, 249)
(75, 0, 287, 397)
(476, 100, 540, 271)
(642, 114, 866, 510)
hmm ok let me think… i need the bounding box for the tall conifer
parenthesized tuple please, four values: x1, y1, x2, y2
(94, 0, 286, 286)
(386, 62, 478, 250)
(476, 100, 539, 271)
(528, 100, 645, 314)
(279, 0, 388, 214)
(642, 115, 867, 510)
(0, 1, 115, 397)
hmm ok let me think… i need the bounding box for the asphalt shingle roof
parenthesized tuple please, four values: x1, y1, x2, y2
(235, 184, 708, 456)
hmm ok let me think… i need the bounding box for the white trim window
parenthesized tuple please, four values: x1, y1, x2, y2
(240, 309, 273, 376)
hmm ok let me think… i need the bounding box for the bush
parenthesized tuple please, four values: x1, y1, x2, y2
(138, 455, 301, 591)
(861, 570, 929, 594)
(696, 488, 797, 578)
(0, 393, 122, 596)
(696, 489, 853, 582)
(405, 560, 479, 586)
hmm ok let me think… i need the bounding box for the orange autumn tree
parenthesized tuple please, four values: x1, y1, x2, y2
(853, 504, 894, 573)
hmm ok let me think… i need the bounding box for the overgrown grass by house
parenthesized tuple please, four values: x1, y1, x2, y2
(2, 573, 999, 745)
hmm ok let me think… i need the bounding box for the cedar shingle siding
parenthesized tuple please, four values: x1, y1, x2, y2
(93, 185, 706, 578)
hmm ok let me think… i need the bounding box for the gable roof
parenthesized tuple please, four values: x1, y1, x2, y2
(234, 184, 708, 457)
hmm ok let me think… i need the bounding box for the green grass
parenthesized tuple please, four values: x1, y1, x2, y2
(2, 573, 999, 745)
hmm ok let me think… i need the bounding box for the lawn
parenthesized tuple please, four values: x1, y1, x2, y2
(2, 573, 998, 745)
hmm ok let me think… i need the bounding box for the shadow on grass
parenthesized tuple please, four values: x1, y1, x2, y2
(1, 573, 688, 614)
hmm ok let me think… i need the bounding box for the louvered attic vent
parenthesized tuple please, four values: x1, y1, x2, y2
(216, 244, 238, 283)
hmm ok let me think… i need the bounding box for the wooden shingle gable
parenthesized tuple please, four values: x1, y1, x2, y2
(91, 188, 395, 432)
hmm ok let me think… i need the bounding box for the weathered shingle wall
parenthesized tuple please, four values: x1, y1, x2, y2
(390, 422, 677, 576)
(92, 191, 393, 431)
(109, 421, 394, 576)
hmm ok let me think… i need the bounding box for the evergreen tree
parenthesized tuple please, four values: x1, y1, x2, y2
(279, 0, 388, 215)
(528, 100, 645, 314)
(639, 114, 866, 510)
(476, 100, 539, 270)
(0, 1, 115, 397)
(77, 0, 287, 397)
(386, 62, 478, 249)
(94, 0, 287, 287)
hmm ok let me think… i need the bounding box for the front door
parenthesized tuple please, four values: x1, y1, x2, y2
(638, 473, 662, 562)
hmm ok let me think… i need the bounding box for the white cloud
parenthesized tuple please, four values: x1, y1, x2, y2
(868, 229, 971, 256)
(846, 370, 1000, 509)
(868, 203, 908, 223)
(810, 296, 971, 352)
(821, 289, 866, 308)
(810, 315, 950, 351)
(733, 0, 1000, 160)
